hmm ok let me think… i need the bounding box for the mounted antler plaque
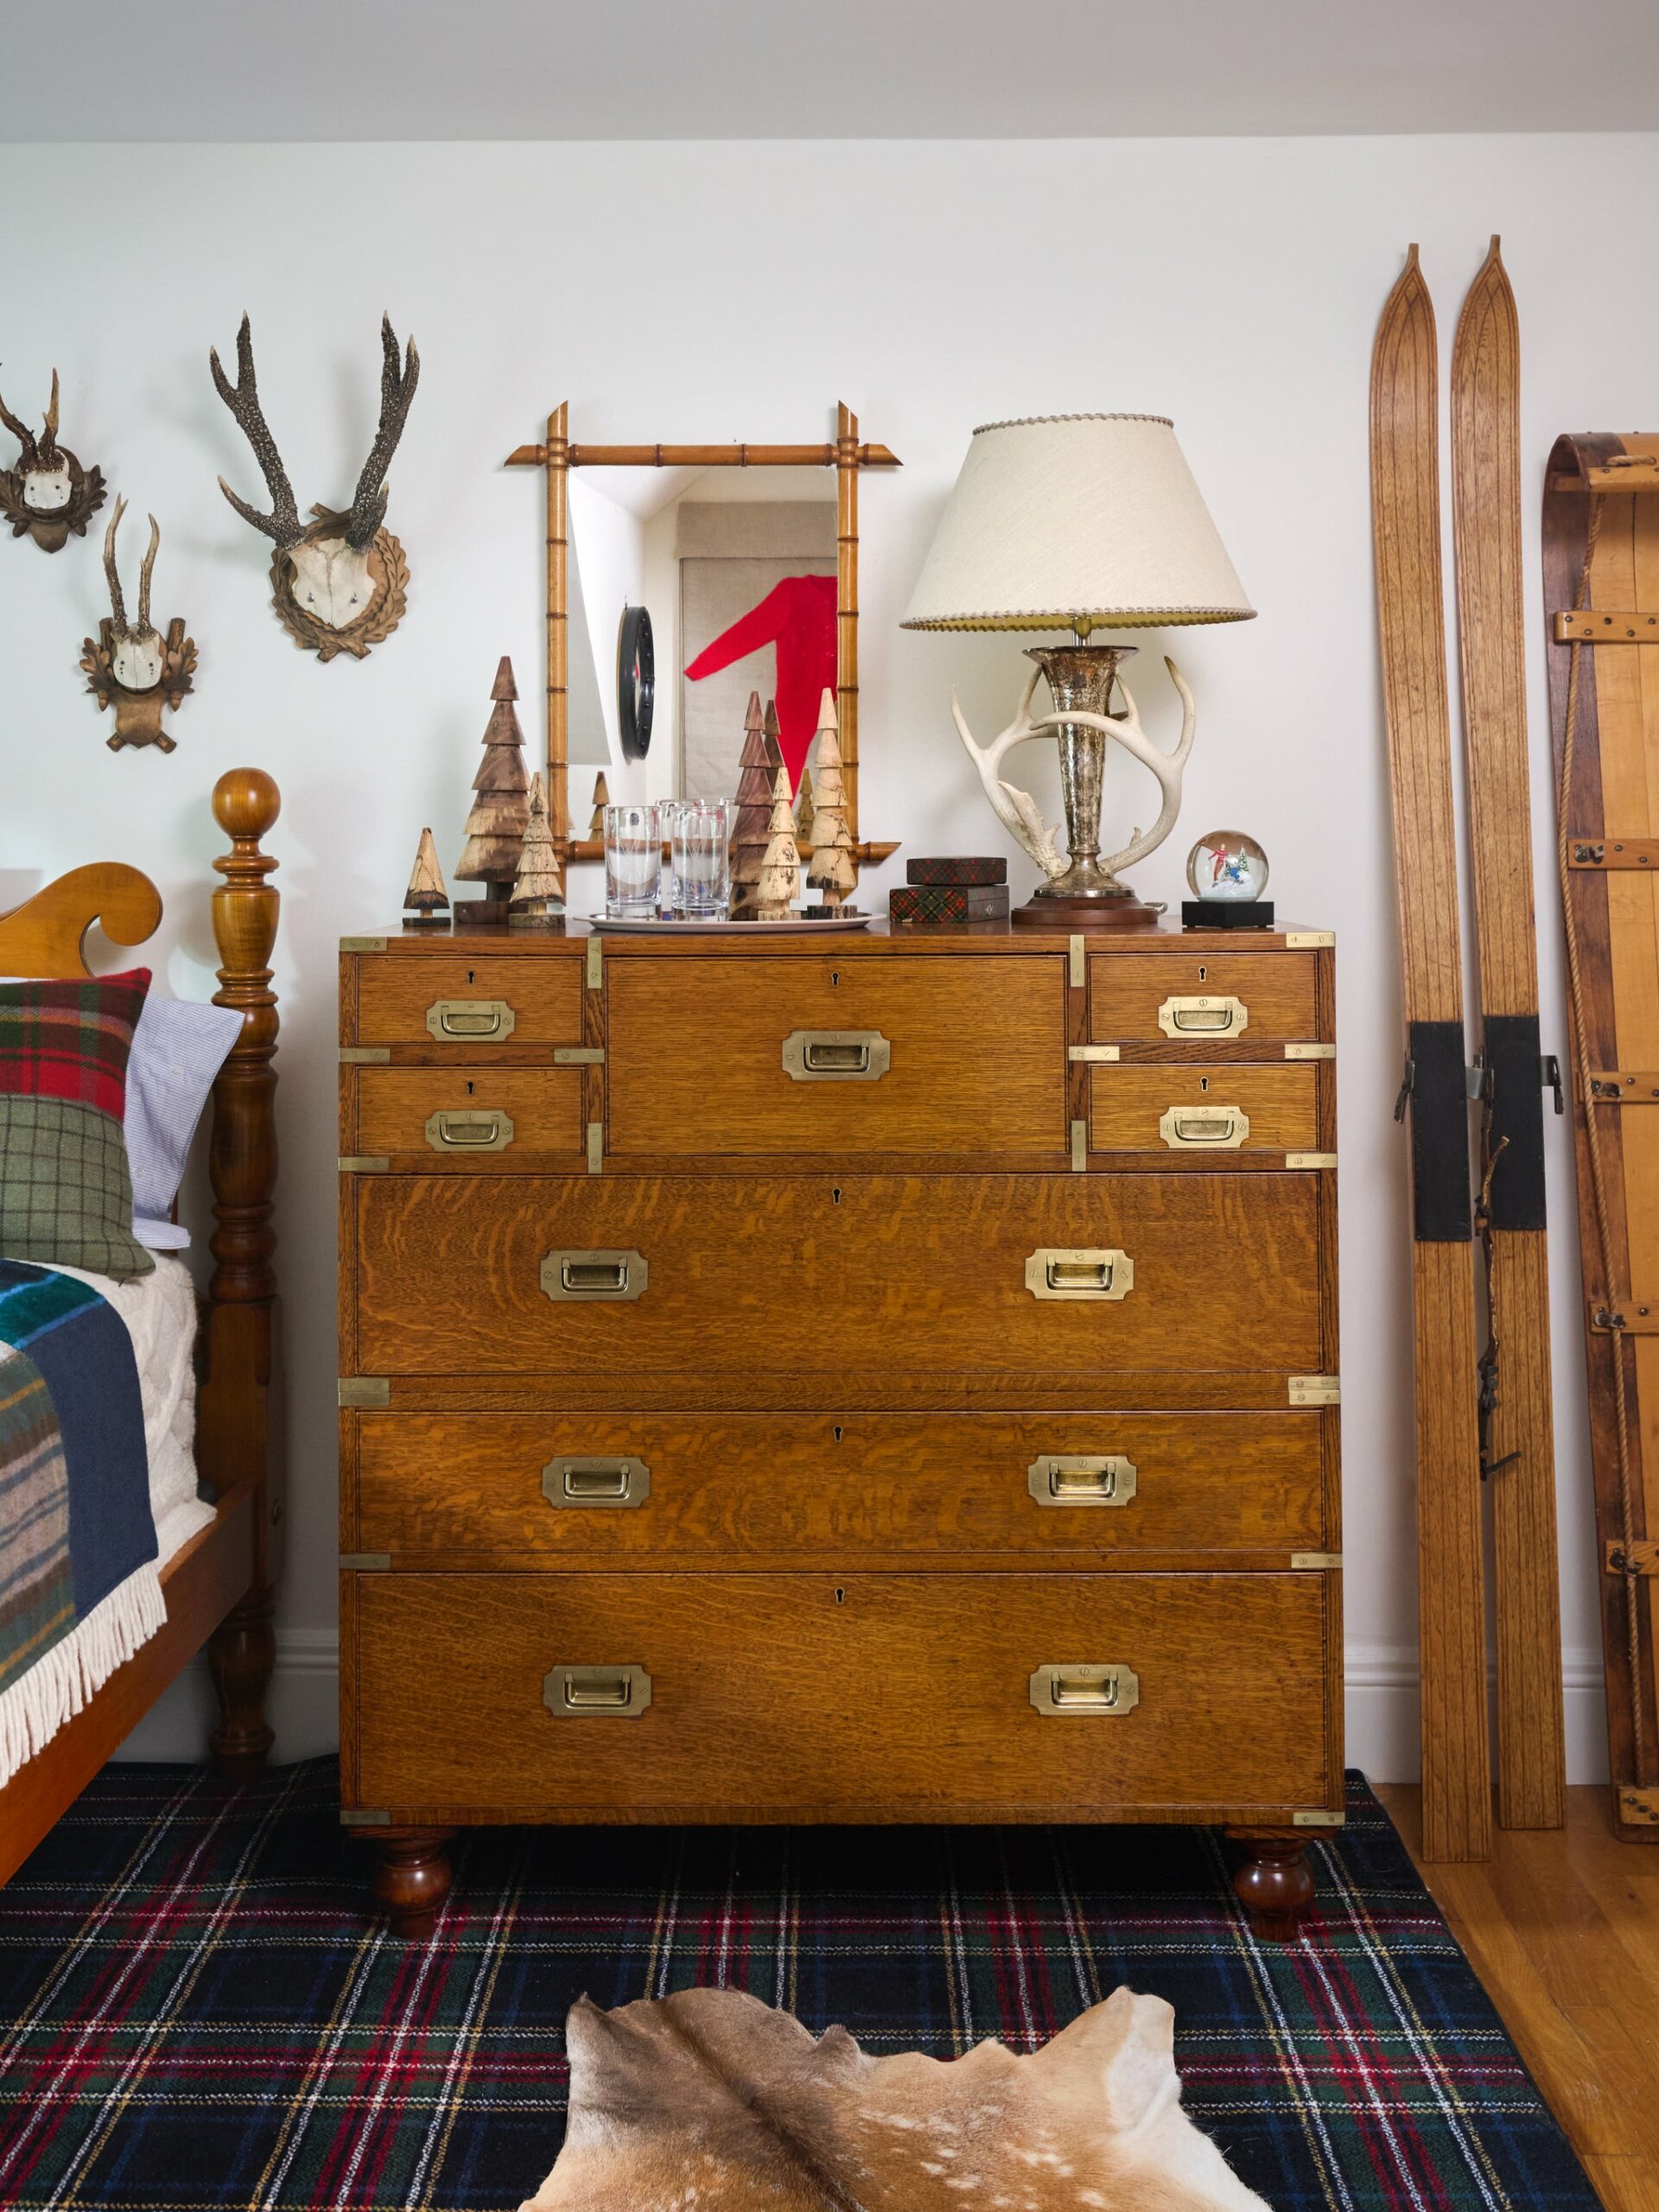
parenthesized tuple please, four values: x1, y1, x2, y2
(80, 498, 196, 752)
(209, 314, 417, 661)
(0, 368, 105, 552)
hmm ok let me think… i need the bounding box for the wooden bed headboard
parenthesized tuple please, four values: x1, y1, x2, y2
(0, 768, 283, 1774)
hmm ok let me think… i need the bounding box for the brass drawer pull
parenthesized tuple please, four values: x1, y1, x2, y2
(543, 1455, 651, 1509)
(425, 1109, 515, 1152)
(782, 1029, 892, 1081)
(425, 997, 516, 1042)
(1159, 1104, 1249, 1149)
(540, 1249, 649, 1301)
(1027, 1454, 1137, 1507)
(1028, 1662, 1141, 1716)
(1157, 994, 1248, 1038)
(543, 1663, 652, 1717)
(1025, 1247, 1134, 1300)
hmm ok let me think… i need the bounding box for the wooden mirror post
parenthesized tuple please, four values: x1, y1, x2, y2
(505, 406, 901, 891)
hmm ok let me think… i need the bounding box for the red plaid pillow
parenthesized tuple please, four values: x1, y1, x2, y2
(0, 970, 151, 1120)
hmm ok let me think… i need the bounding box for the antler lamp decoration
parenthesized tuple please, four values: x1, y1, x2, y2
(80, 498, 197, 752)
(209, 313, 418, 661)
(0, 368, 106, 551)
(902, 414, 1253, 928)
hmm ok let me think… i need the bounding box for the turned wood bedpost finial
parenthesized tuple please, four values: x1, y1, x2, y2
(207, 768, 281, 1312)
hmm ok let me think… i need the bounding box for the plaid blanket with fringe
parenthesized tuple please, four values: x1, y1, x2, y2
(0, 1261, 157, 1785)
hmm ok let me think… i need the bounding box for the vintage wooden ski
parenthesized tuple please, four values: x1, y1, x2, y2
(1544, 432, 1659, 1840)
(1371, 246, 1493, 1861)
(1450, 238, 1567, 1830)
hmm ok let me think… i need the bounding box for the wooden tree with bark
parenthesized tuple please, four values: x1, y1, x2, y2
(794, 766, 816, 839)
(806, 687, 857, 911)
(755, 765, 800, 921)
(455, 656, 532, 915)
(511, 772, 564, 925)
(730, 691, 774, 918)
(588, 771, 610, 837)
(403, 826, 449, 926)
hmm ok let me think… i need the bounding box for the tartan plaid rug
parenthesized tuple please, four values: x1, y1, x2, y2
(0, 1759, 1595, 2211)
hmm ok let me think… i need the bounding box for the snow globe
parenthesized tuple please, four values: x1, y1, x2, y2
(1182, 830, 1273, 928)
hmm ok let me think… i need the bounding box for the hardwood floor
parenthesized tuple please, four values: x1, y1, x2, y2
(1377, 1785, 1659, 2211)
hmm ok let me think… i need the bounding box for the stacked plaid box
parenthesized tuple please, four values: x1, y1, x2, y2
(0, 1761, 1599, 2210)
(890, 856, 1009, 925)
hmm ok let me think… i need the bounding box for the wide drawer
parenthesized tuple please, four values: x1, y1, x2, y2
(1090, 1065, 1319, 1154)
(353, 1067, 584, 1160)
(1090, 950, 1317, 1046)
(353, 955, 583, 1048)
(352, 1173, 1324, 1377)
(351, 1410, 1329, 1562)
(351, 1571, 1332, 1816)
(606, 954, 1065, 1156)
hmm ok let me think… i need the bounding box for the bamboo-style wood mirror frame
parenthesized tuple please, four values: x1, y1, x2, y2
(505, 404, 900, 880)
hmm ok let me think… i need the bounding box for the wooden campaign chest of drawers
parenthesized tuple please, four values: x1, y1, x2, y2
(338, 922, 1342, 1939)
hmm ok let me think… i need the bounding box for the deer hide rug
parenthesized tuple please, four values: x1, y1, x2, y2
(522, 1984, 1269, 2211)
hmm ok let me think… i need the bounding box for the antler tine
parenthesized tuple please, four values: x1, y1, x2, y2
(345, 315, 420, 550)
(40, 368, 60, 459)
(137, 513, 159, 632)
(209, 314, 304, 548)
(104, 495, 130, 636)
(0, 372, 37, 463)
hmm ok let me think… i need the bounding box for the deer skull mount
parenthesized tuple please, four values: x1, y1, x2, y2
(80, 498, 197, 752)
(951, 655, 1198, 887)
(0, 369, 106, 552)
(209, 312, 418, 661)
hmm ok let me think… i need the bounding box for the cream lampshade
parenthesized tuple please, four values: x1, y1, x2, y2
(903, 414, 1254, 927)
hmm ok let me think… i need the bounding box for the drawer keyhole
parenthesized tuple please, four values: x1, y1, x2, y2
(1199, 1077, 1209, 1093)
(467, 969, 476, 984)
(1198, 963, 1207, 982)
(466, 1079, 475, 1096)
(832, 1186, 842, 1205)
(832, 1424, 843, 1442)
(830, 969, 840, 987)
(835, 1587, 845, 1605)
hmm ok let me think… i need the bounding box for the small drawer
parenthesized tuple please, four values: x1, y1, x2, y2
(353, 1068, 585, 1159)
(1090, 951, 1318, 1046)
(352, 1173, 1325, 1380)
(353, 956, 582, 1048)
(606, 954, 1065, 1157)
(353, 1571, 1332, 1816)
(351, 1410, 1329, 1563)
(1090, 1065, 1319, 1154)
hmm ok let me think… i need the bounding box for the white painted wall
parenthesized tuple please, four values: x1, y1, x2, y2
(3, 135, 1651, 1783)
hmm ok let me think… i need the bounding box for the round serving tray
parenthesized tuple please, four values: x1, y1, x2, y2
(588, 912, 873, 935)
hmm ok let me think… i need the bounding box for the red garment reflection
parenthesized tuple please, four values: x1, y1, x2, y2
(683, 575, 837, 791)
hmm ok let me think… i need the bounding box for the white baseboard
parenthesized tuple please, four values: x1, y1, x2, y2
(112, 1631, 1614, 1789)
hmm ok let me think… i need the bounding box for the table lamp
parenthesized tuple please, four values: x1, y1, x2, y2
(901, 414, 1254, 928)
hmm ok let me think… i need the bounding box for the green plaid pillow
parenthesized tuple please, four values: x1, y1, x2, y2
(0, 972, 153, 1281)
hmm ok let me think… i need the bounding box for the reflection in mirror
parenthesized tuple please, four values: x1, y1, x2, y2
(567, 467, 838, 805)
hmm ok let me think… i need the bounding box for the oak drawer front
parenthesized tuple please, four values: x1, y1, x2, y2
(1090, 1065, 1318, 1154)
(353, 957, 582, 1047)
(1089, 951, 1317, 1046)
(606, 955, 1065, 1156)
(353, 1068, 584, 1160)
(353, 1411, 1327, 1560)
(353, 1572, 1330, 1814)
(353, 1174, 1324, 1377)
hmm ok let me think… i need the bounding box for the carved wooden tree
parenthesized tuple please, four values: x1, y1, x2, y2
(588, 771, 610, 837)
(730, 692, 774, 918)
(403, 827, 448, 925)
(755, 766, 800, 920)
(511, 772, 564, 925)
(763, 697, 785, 782)
(806, 687, 857, 910)
(455, 657, 531, 915)
(794, 765, 816, 839)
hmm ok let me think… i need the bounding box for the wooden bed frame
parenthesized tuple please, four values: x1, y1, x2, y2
(0, 768, 282, 1885)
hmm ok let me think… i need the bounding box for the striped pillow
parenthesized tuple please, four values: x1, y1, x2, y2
(0, 971, 153, 1280)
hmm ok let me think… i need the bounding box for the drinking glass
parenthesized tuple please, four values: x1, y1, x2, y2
(603, 804, 662, 918)
(673, 799, 732, 919)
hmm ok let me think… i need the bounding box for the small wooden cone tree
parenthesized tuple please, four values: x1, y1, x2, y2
(794, 766, 816, 839)
(404, 826, 449, 926)
(806, 688, 857, 911)
(455, 656, 532, 913)
(763, 697, 785, 782)
(730, 692, 775, 917)
(510, 772, 565, 925)
(588, 771, 610, 837)
(755, 766, 800, 920)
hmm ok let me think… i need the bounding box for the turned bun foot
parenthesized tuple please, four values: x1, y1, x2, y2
(372, 1831, 456, 1939)
(207, 1586, 276, 1780)
(1226, 1829, 1315, 1942)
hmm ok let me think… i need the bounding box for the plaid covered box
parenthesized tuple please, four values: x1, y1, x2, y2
(0, 972, 152, 1280)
